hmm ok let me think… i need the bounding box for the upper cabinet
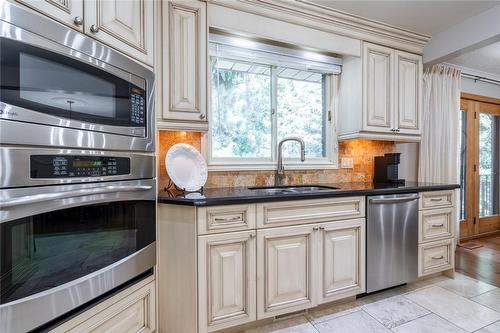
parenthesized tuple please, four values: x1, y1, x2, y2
(16, 0, 84, 31)
(84, 0, 154, 66)
(339, 42, 422, 142)
(158, 0, 208, 131)
(15, 0, 154, 66)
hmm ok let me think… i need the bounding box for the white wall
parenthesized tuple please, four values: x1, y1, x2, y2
(461, 77, 500, 99)
(395, 143, 419, 182)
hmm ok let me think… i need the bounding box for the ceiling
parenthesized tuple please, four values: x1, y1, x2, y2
(309, 1, 499, 36)
(447, 41, 500, 76)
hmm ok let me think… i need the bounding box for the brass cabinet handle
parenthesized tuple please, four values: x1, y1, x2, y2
(73, 16, 83, 26)
(90, 24, 100, 33)
(431, 255, 444, 260)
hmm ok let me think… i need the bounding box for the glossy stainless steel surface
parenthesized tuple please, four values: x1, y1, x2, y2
(0, 1, 155, 151)
(249, 185, 340, 194)
(366, 193, 419, 293)
(276, 137, 306, 185)
(0, 242, 156, 333)
(0, 146, 155, 188)
(0, 178, 155, 223)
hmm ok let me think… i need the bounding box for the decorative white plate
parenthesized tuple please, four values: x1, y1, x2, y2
(166, 143, 208, 191)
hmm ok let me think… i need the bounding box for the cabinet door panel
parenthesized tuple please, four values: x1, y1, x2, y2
(84, 0, 154, 65)
(319, 219, 365, 303)
(395, 50, 422, 134)
(363, 42, 393, 133)
(162, 1, 207, 123)
(257, 225, 316, 319)
(16, 0, 84, 31)
(198, 231, 256, 333)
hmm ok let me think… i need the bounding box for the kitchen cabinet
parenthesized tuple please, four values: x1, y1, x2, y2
(198, 231, 257, 332)
(257, 225, 317, 319)
(50, 276, 156, 333)
(339, 42, 422, 142)
(417, 190, 456, 277)
(318, 219, 365, 304)
(158, 199, 366, 332)
(158, 0, 208, 131)
(84, 0, 154, 66)
(16, 0, 84, 32)
(15, 0, 154, 66)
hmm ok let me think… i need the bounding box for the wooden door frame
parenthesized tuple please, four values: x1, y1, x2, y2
(460, 93, 500, 240)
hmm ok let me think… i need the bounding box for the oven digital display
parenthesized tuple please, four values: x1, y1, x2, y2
(72, 160, 103, 168)
(30, 155, 130, 178)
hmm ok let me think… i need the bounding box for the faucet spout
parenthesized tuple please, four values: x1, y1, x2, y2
(275, 137, 306, 186)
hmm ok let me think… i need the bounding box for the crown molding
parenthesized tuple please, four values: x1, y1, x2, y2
(207, 0, 430, 54)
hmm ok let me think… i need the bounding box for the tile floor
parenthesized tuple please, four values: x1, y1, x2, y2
(239, 273, 500, 333)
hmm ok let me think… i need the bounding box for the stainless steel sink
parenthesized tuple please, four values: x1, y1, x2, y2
(249, 185, 340, 194)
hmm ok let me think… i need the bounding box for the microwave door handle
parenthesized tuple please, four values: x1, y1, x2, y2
(0, 185, 153, 208)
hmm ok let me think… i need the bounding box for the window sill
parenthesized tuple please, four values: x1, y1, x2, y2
(208, 161, 339, 172)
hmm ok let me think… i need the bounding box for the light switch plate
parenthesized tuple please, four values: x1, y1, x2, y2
(340, 157, 354, 169)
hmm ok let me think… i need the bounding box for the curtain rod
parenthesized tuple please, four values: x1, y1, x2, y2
(461, 73, 500, 86)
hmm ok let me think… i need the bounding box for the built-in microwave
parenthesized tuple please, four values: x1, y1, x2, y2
(0, 1, 155, 152)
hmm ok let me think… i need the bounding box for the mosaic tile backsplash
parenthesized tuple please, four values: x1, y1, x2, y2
(158, 131, 395, 189)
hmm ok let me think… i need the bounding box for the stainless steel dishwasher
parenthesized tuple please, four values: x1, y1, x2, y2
(366, 193, 419, 293)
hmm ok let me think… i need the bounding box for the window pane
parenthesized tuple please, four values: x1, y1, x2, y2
(479, 113, 500, 217)
(211, 59, 272, 158)
(277, 73, 325, 158)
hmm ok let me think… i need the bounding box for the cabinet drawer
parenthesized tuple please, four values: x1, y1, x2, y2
(419, 208, 454, 243)
(418, 239, 454, 277)
(419, 190, 454, 210)
(197, 204, 256, 234)
(51, 277, 155, 333)
(257, 197, 365, 228)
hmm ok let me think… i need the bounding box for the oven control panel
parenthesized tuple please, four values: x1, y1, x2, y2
(30, 155, 131, 178)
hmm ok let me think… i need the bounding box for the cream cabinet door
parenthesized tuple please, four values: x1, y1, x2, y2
(198, 231, 256, 333)
(16, 0, 84, 31)
(84, 0, 154, 66)
(318, 219, 365, 304)
(363, 42, 394, 133)
(257, 225, 316, 319)
(162, 0, 207, 125)
(395, 50, 422, 135)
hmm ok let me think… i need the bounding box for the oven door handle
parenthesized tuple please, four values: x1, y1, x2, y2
(0, 185, 153, 208)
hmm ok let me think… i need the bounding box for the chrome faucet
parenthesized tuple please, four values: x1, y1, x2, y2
(275, 137, 306, 186)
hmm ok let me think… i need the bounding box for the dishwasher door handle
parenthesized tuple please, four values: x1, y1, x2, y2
(369, 196, 420, 204)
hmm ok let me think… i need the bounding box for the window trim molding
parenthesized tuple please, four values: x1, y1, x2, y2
(205, 52, 339, 172)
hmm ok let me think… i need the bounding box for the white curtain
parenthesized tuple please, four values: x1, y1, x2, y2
(418, 64, 461, 241)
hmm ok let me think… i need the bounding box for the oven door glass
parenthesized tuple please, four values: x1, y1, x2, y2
(0, 37, 146, 131)
(0, 200, 155, 305)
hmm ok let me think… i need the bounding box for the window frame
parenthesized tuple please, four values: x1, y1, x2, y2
(205, 58, 339, 171)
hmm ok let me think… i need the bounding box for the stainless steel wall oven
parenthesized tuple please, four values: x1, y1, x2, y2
(0, 1, 155, 152)
(0, 148, 156, 333)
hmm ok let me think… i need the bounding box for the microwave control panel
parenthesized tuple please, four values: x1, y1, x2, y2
(30, 155, 131, 178)
(130, 87, 145, 125)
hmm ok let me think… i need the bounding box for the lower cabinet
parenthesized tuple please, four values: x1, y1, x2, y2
(50, 276, 156, 333)
(198, 231, 257, 333)
(318, 219, 365, 304)
(257, 225, 317, 319)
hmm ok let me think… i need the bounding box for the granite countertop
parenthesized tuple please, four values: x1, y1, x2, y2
(157, 182, 460, 206)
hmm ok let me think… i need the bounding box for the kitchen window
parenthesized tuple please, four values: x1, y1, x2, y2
(208, 33, 341, 170)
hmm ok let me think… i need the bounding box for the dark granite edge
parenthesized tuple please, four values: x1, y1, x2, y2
(158, 183, 460, 207)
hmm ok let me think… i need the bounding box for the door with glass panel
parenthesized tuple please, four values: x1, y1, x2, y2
(460, 94, 500, 239)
